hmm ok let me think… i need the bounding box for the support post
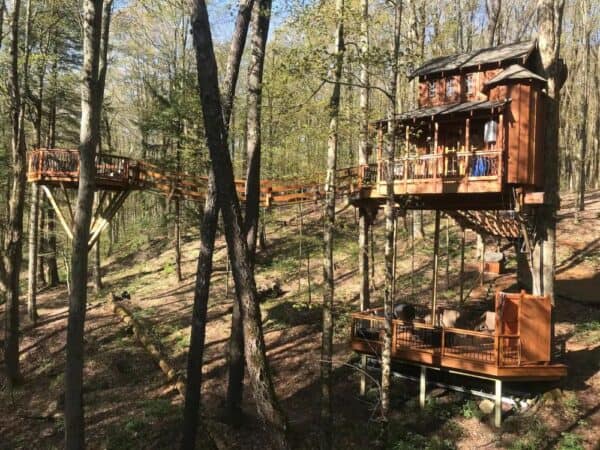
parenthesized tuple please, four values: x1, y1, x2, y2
(27, 183, 40, 323)
(494, 378, 502, 428)
(459, 228, 466, 303)
(419, 366, 427, 408)
(41, 185, 73, 240)
(480, 234, 486, 287)
(431, 210, 441, 325)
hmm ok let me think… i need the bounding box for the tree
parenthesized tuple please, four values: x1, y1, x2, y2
(189, 2, 289, 448)
(381, 0, 402, 433)
(226, 0, 272, 423)
(530, 0, 566, 299)
(358, 0, 370, 313)
(320, 0, 344, 448)
(577, 0, 591, 212)
(486, 0, 502, 46)
(182, 0, 255, 445)
(64, 0, 113, 447)
(1, 0, 28, 387)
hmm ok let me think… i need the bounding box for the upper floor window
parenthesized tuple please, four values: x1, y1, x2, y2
(465, 74, 475, 95)
(428, 81, 436, 98)
(446, 78, 455, 98)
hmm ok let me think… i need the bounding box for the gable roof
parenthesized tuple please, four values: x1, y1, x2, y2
(410, 41, 537, 79)
(483, 64, 546, 90)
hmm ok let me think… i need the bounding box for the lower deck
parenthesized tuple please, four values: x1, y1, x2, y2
(351, 310, 567, 381)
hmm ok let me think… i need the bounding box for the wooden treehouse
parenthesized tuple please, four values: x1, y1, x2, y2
(349, 40, 567, 426)
(353, 40, 547, 212)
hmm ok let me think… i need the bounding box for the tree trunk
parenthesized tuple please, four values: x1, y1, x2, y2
(46, 206, 60, 286)
(1, 0, 27, 387)
(485, 0, 502, 46)
(412, 210, 424, 239)
(64, 1, 111, 447)
(189, 3, 288, 447)
(577, 1, 591, 212)
(27, 183, 40, 324)
(358, 0, 370, 313)
(226, 0, 272, 422)
(181, 175, 218, 449)
(381, 0, 402, 431)
(531, 0, 565, 300)
(182, 0, 256, 446)
(320, 1, 344, 448)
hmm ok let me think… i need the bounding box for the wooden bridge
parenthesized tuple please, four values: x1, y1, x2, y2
(27, 148, 528, 246)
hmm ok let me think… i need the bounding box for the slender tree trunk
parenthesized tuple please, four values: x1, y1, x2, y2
(358, 0, 370, 313)
(531, 0, 565, 300)
(1, 0, 27, 387)
(320, 1, 344, 448)
(190, 4, 289, 448)
(226, 0, 272, 422)
(578, 1, 591, 212)
(412, 210, 424, 239)
(486, 0, 502, 46)
(0, 0, 5, 51)
(381, 1, 402, 432)
(182, 0, 256, 446)
(27, 184, 40, 323)
(64, 1, 111, 447)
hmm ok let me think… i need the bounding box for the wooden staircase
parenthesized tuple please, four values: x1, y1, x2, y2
(446, 210, 521, 239)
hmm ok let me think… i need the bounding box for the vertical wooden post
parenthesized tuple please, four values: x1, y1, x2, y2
(431, 210, 441, 325)
(494, 378, 502, 428)
(419, 366, 427, 408)
(433, 122, 439, 178)
(480, 235, 486, 286)
(405, 125, 409, 154)
(392, 213, 398, 305)
(465, 117, 470, 151)
(445, 216, 450, 289)
(459, 228, 466, 303)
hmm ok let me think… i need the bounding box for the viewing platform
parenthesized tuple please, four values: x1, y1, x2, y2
(350, 292, 567, 381)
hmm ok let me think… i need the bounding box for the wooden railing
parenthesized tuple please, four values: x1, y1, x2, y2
(27, 148, 360, 207)
(376, 150, 502, 184)
(351, 309, 522, 369)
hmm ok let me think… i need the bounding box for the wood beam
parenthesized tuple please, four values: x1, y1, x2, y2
(41, 185, 73, 240)
(88, 190, 130, 251)
(60, 182, 74, 226)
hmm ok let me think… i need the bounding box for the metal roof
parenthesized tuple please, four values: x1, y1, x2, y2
(409, 41, 537, 79)
(374, 99, 509, 126)
(483, 64, 546, 89)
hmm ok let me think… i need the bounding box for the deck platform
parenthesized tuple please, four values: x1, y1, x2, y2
(351, 293, 567, 382)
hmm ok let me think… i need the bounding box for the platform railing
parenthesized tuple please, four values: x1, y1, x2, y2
(377, 150, 502, 184)
(351, 310, 521, 369)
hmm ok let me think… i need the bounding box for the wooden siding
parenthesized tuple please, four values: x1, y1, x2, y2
(520, 294, 552, 363)
(418, 69, 502, 108)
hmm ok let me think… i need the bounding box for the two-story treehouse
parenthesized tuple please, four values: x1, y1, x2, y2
(350, 41, 566, 426)
(355, 40, 547, 211)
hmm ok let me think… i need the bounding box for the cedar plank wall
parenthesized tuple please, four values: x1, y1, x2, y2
(506, 83, 533, 185)
(520, 295, 552, 362)
(418, 69, 502, 108)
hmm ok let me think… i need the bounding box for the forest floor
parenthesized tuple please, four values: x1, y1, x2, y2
(1, 191, 599, 450)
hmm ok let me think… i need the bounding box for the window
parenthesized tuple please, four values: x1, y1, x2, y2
(428, 81, 436, 98)
(446, 77, 455, 98)
(465, 74, 475, 95)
